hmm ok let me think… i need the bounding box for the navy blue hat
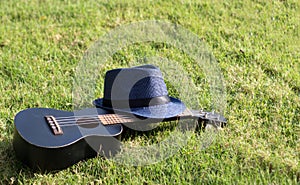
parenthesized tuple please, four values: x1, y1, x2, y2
(93, 65, 186, 119)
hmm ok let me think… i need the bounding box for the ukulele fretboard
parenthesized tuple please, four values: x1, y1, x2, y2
(98, 109, 193, 125)
(98, 114, 137, 125)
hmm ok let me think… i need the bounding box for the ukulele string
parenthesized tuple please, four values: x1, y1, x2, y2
(54, 115, 100, 120)
(58, 121, 105, 127)
(53, 115, 136, 127)
(55, 116, 99, 126)
(54, 114, 133, 121)
(54, 116, 99, 122)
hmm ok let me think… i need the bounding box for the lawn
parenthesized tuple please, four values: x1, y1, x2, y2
(0, 0, 299, 184)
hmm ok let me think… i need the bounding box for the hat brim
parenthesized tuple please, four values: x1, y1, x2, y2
(93, 97, 186, 119)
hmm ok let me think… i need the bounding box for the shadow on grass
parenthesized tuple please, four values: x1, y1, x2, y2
(0, 138, 35, 184)
(120, 119, 207, 143)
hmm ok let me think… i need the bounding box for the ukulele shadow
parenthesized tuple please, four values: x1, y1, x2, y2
(0, 138, 36, 183)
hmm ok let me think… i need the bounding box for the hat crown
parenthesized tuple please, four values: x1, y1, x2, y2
(103, 65, 168, 101)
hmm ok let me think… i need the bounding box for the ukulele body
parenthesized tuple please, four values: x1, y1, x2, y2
(13, 108, 123, 171)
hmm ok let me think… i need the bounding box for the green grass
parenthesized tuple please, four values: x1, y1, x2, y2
(0, 0, 299, 184)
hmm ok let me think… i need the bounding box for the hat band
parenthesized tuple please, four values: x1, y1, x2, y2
(102, 95, 170, 108)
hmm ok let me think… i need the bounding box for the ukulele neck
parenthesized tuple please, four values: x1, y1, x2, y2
(97, 114, 135, 125)
(98, 109, 194, 126)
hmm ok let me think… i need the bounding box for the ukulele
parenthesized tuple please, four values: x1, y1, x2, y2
(13, 107, 226, 171)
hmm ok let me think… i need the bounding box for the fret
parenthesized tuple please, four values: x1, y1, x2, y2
(98, 114, 138, 125)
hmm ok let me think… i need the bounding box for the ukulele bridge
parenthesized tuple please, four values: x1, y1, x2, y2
(45, 115, 63, 135)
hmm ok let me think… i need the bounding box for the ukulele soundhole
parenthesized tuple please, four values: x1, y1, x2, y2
(76, 117, 99, 128)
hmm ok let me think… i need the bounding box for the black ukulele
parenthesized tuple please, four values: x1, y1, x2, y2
(13, 107, 226, 171)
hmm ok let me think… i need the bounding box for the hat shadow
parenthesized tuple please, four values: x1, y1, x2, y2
(119, 118, 207, 143)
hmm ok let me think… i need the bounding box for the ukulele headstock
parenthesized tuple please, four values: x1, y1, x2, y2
(190, 109, 227, 127)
